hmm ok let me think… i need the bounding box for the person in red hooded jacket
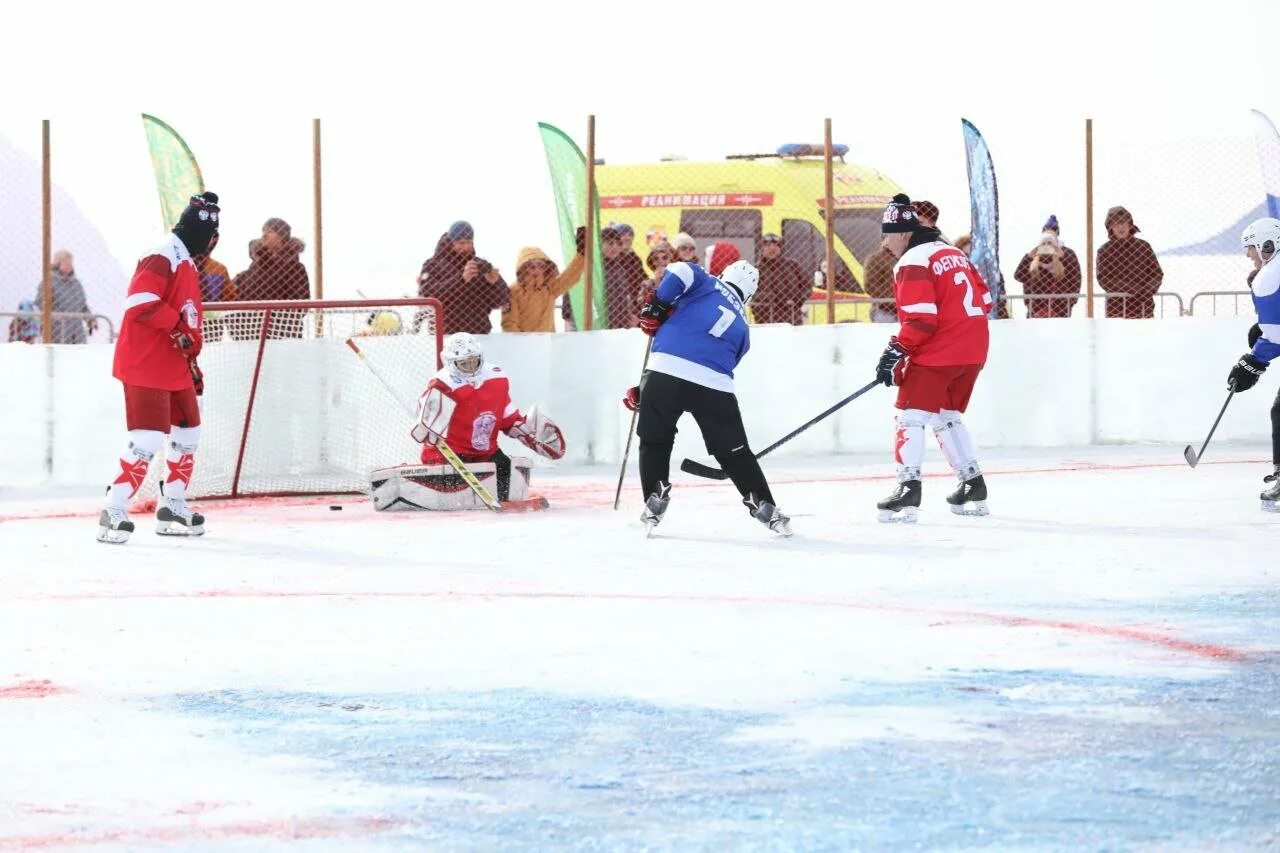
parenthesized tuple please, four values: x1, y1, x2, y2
(97, 192, 220, 544)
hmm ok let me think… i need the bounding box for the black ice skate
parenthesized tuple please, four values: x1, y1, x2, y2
(743, 493, 793, 537)
(96, 507, 135, 544)
(640, 481, 671, 537)
(1262, 467, 1280, 514)
(946, 475, 990, 517)
(156, 484, 205, 536)
(877, 480, 922, 524)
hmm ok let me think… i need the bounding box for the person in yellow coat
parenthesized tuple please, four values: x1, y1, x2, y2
(502, 232, 585, 333)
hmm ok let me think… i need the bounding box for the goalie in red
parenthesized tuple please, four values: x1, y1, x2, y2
(97, 192, 220, 543)
(370, 333, 566, 511)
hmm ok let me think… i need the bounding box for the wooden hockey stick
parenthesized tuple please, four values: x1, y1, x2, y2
(680, 379, 881, 480)
(346, 338, 547, 511)
(1183, 387, 1235, 469)
(614, 338, 654, 510)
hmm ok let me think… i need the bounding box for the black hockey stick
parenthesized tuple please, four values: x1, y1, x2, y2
(681, 379, 881, 480)
(1183, 387, 1235, 468)
(614, 338, 654, 510)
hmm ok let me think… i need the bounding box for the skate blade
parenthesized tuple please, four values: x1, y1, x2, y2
(155, 520, 205, 536)
(1263, 500, 1279, 513)
(877, 507, 919, 524)
(950, 501, 990, 517)
(770, 520, 794, 537)
(96, 526, 131, 544)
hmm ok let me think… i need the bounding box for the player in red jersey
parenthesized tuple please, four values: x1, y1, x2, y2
(97, 192, 220, 543)
(411, 333, 565, 500)
(873, 194, 991, 522)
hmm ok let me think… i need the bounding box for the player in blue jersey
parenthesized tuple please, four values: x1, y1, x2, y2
(622, 259, 792, 536)
(1229, 217, 1280, 511)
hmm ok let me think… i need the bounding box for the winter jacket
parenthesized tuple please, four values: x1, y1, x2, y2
(752, 255, 809, 325)
(32, 267, 91, 343)
(603, 251, 647, 329)
(501, 247, 584, 333)
(234, 237, 310, 302)
(1096, 235, 1163, 319)
(1014, 246, 1082, 318)
(417, 234, 510, 335)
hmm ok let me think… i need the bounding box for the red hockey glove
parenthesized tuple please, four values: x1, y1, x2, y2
(637, 297, 672, 337)
(189, 358, 205, 396)
(170, 320, 203, 358)
(623, 386, 640, 412)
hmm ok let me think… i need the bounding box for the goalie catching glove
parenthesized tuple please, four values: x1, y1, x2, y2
(506, 404, 566, 460)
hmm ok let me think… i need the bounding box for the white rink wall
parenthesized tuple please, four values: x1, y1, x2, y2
(1, 317, 1272, 488)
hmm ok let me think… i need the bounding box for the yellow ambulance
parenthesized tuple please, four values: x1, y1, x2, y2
(595, 145, 904, 323)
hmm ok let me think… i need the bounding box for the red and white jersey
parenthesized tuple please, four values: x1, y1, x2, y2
(417, 364, 522, 458)
(893, 241, 991, 366)
(112, 234, 202, 390)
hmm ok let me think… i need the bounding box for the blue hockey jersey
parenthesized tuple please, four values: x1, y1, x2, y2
(648, 262, 750, 392)
(1251, 260, 1280, 364)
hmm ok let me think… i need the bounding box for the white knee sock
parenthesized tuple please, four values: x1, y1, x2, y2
(931, 409, 982, 481)
(894, 409, 930, 482)
(105, 429, 165, 510)
(162, 425, 201, 503)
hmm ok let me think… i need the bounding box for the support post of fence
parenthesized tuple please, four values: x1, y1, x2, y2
(312, 118, 324, 301)
(41, 120, 52, 344)
(1085, 117, 1095, 319)
(584, 115, 597, 331)
(824, 118, 836, 325)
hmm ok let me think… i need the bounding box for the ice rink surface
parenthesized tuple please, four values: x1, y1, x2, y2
(1, 444, 1277, 850)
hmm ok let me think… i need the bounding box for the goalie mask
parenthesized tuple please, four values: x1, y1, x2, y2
(442, 332, 484, 382)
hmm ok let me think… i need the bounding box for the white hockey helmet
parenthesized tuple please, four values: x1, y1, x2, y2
(1241, 217, 1280, 257)
(442, 332, 484, 379)
(720, 259, 760, 303)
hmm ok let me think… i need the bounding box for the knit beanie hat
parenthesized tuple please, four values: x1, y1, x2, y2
(881, 193, 920, 234)
(262, 217, 292, 239)
(705, 242, 742, 277)
(1043, 214, 1060, 233)
(446, 220, 475, 242)
(914, 199, 939, 224)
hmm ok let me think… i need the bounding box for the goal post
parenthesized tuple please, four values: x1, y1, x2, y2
(147, 298, 444, 500)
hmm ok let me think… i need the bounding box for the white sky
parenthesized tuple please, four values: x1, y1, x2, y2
(0, 0, 1273, 316)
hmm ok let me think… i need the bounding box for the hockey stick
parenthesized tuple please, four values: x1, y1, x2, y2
(345, 338, 547, 511)
(680, 379, 881, 480)
(1183, 387, 1235, 468)
(614, 338, 654, 510)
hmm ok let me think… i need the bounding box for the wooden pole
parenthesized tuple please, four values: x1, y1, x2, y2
(823, 118, 836, 325)
(41, 120, 52, 344)
(1085, 118, 1095, 319)
(584, 115, 597, 331)
(312, 118, 324, 300)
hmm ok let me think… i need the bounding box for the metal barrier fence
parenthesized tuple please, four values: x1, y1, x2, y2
(1, 113, 1275, 336)
(1188, 291, 1253, 317)
(2, 311, 116, 343)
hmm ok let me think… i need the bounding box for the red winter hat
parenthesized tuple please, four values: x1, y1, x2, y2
(914, 199, 939, 224)
(705, 242, 741, 277)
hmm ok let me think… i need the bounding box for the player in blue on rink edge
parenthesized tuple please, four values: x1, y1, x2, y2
(622, 258, 792, 536)
(1231, 217, 1280, 512)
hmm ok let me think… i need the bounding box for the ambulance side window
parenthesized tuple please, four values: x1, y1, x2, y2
(781, 219, 856, 291)
(678, 210, 761, 265)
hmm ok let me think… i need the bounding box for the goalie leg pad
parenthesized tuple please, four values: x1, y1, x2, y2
(370, 460, 531, 511)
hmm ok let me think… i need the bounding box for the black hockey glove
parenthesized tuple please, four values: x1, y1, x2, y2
(875, 340, 909, 387)
(1248, 323, 1263, 348)
(1228, 353, 1267, 392)
(638, 297, 673, 337)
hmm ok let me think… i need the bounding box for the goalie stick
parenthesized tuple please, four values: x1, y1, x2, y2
(680, 379, 880, 480)
(345, 338, 548, 512)
(1183, 387, 1235, 469)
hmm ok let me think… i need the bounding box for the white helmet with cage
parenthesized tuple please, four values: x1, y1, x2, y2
(442, 332, 484, 381)
(719, 259, 760, 303)
(1241, 217, 1280, 258)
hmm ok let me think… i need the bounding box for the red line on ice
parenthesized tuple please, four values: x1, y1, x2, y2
(0, 680, 69, 699)
(23, 588, 1253, 663)
(0, 815, 398, 849)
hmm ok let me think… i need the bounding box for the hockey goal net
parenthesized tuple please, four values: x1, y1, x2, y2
(145, 298, 443, 500)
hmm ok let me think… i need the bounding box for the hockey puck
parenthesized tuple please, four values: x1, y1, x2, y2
(329, 505, 342, 511)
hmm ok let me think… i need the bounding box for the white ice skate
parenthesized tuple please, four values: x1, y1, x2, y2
(156, 488, 205, 536)
(744, 493, 793, 537)
(1262, 468, 1279, 514)
(946, 475, 990, 517)
(96, 507, 135, 544)
(641, 482, 671, 538)
(877, 480, 921, 524)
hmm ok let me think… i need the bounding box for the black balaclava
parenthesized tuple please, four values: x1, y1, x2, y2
(173, 192, 220, 256)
